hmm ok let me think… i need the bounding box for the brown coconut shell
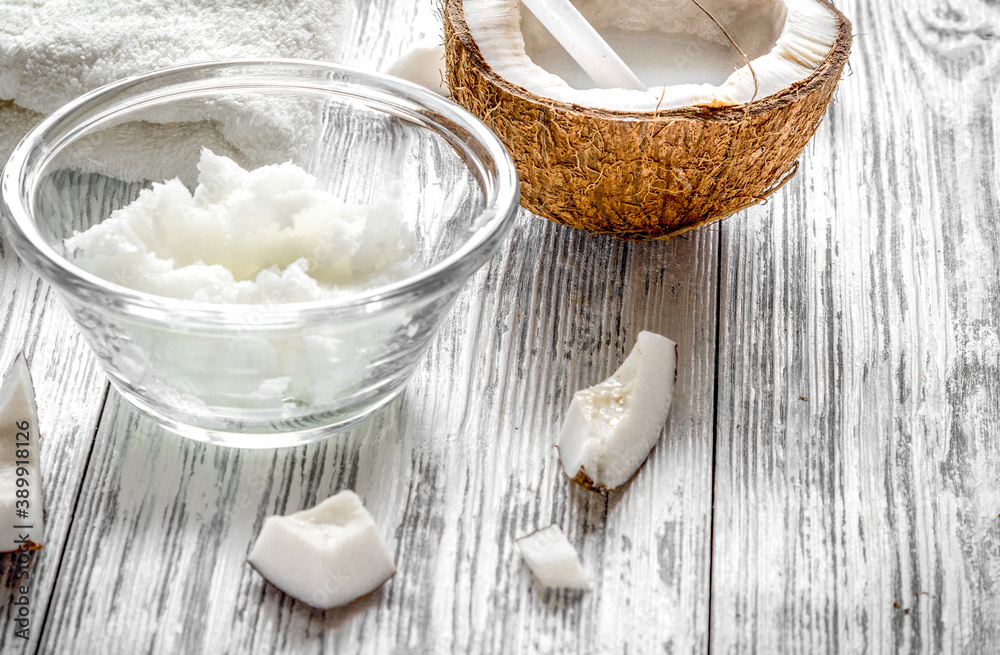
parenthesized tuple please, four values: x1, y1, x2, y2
(444, 0, 852, 240)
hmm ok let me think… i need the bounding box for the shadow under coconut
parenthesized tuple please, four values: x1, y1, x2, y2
(527, 213, 714, 426)
(509, 213, 716, 419)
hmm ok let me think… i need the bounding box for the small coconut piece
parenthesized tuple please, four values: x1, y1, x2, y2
(0, 354, 44, 553)
(558, 331, 677, 491)
(385, 43, 450, 96)
(444, 0, 853, 238)
(516, 524, 588, 589)
(247, 490, 395, 610)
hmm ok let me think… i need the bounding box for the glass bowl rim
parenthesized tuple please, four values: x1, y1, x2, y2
(0, 58, 520, 326)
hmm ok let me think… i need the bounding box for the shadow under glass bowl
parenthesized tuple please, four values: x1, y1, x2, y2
(1, 59, 519, 448)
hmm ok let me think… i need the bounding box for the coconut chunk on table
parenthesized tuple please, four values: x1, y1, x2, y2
(558, 331, 677, 492)
(517, 524, 588, 589)
(248, 490, 395, 610)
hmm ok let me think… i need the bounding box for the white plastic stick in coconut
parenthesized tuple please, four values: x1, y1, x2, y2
(520, 0, 647, 91)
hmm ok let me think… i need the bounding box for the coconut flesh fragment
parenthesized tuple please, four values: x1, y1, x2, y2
(385, 43, 450, 96)
(463, 0, 839, 111)
(516, 524, 588, 589)
(247, 490, 395, 610)
(0, 354, 44, 553)
(558, 331, 677, 492)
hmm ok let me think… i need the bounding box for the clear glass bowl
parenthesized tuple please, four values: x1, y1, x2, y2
(1, 59, 519, 448)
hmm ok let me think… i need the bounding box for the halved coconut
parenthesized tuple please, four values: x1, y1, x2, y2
(444, 0, 852, 239)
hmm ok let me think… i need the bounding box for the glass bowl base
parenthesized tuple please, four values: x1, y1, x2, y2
(109, 380, 405, 449)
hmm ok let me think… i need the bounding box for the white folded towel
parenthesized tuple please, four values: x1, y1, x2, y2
(0, 0, 355, 180)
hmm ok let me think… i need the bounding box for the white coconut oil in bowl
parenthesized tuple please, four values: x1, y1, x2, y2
(1, 59, 519, 448)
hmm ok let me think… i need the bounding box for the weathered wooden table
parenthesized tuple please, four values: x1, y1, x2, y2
(2, 0, 999, 652)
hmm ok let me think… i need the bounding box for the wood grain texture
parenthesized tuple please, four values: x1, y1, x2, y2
(38, 211, 719, 654)
(0, 223, 109, 654)
(7, 0, 1000, 652)
(710, 0, 1000, 652)
(34, 3, 719, 653)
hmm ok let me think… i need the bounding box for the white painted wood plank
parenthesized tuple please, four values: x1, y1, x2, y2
(35, 1, 719, 651)
(710, 0, 1000, 651)
(38, 208, 719, 653)
(28, 0, 1000, 652)
(0, 230, 109, 653)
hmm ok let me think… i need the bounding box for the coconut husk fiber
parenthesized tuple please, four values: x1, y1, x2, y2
(444, 0, 852, 240)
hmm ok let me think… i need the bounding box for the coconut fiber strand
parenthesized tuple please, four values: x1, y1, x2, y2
(445, 0, 852, 240)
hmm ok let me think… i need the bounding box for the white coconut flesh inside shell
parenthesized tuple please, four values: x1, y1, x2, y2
(558, 331, 678, 491)
(463, 0, 839, 111)
(247, 490, 395, 610)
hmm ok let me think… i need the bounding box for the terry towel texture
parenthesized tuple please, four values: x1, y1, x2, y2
(0, 0, 355, 180)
